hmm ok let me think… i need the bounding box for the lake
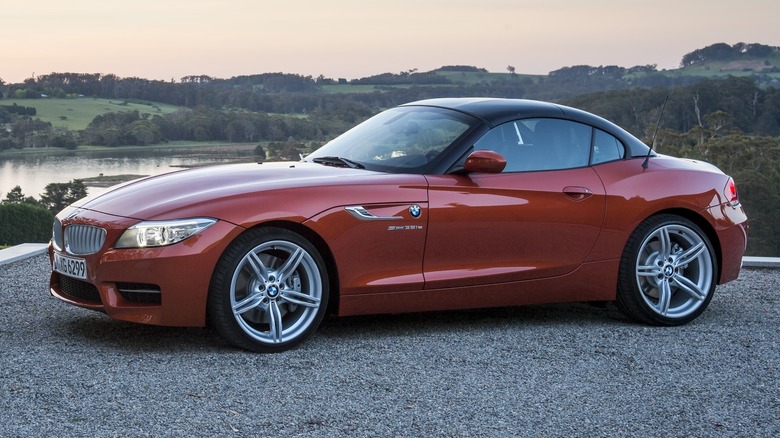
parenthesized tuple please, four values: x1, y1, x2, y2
(0, 145, 258, 200)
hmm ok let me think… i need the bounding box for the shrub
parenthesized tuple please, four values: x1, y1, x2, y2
(0, 203, 54, 245)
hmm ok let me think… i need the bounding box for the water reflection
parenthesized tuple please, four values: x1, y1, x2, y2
(0, 146, 256, 198)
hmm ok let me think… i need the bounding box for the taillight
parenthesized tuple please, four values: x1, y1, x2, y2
(724, 177, 739, 205)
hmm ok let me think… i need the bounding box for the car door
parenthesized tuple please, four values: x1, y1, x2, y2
(422, 118, 607, 289)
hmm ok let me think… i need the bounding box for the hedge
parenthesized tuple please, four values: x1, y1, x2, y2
(0, 203, 54, 245)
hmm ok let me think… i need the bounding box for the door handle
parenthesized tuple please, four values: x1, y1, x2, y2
(562, 186, 593, 201)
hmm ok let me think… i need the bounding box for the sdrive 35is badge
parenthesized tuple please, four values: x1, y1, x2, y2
(409, 204, 421, 218)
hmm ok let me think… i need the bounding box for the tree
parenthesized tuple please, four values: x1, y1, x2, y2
(2, 186, 39, 205)
(254, 144, 266, 161)
(39, 180, 88, 213)
(128, 118, 162, 145)
(3, 186, 26, 203)
(704, 110, 731, 137)
(49, 129, 79, 149)
(681, 42, 734, 66)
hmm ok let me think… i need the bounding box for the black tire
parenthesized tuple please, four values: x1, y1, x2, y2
(616, 214, 718, 326)
(208, 227, 329, 352)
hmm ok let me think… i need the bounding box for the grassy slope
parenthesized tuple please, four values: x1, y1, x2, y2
(435, 70, 541, 83)
(0, 140, 253, 159)
(1, 98, 181, 130)
(623, 52, 780, 82)
(3, 54, 778, 127)
(320, 71, 544, 94)
(321, 57, 779, 95)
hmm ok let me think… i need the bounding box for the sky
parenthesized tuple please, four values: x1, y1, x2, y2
(2, 0, 779, 84)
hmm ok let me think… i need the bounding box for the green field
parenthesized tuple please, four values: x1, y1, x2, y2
(2, 97, 182, 130)
(319, 71, 543, 94)
(624, 52, 780, 80)
(0, 140, 253, 159)
(676, 56, 780, 78)
(435, 70, 541, 84)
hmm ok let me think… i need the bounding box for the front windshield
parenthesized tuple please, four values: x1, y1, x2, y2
(305, 106, 476, 173)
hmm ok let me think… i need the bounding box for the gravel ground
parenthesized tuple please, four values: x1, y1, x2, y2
(1, 254, 778, 437)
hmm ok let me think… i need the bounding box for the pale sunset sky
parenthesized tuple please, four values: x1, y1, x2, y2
(2, 0, 778, 84)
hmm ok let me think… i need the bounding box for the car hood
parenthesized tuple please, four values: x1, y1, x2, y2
(75, 162, 427, 222)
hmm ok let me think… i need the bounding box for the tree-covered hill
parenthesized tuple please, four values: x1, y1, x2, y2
(2, 42, 779, 107)
(681, 42, 780, 69)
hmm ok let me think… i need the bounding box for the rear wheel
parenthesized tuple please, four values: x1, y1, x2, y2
(208, 227, 329, 352)
(617, 215, 717, 326)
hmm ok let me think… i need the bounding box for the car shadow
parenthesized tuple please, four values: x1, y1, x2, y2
(59, 314, 233, 353)
(320, 301, 631, 340)
(56, 301, 632, 353)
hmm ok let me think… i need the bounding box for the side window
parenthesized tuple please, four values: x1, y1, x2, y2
(592, 129, 625, 164)
(474, 119, 592, 172)
(473, 121, 533, 172)
(529, 119, 591, 171)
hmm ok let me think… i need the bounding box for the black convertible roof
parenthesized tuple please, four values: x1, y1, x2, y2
(404, 98, 564, 125)
(404, 98, 651, 157)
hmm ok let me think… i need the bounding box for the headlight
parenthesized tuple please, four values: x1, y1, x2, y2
(115, 218, 217, 248)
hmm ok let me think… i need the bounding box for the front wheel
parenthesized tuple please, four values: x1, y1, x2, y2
(208, 227, 329, 352)
(617, 215, 718, 326)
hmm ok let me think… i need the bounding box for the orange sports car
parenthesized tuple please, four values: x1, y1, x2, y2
(49, 98, 748, 352)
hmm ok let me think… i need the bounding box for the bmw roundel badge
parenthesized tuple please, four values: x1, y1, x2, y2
(409, 204, 422, 219)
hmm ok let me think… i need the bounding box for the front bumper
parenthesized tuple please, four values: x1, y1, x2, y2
(49, 210, 244, 327)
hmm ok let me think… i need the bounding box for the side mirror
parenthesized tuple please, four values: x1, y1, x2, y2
(463, 150, 507, 173)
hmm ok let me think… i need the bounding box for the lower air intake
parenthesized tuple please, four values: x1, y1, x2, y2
(59, 275, 101, 303)
(116, 283, 162, 304)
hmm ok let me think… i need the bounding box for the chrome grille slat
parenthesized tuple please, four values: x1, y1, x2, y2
(52, 218, 64, 251)
(65, 225, 106, 255)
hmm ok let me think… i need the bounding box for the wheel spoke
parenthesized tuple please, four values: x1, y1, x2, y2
(268, 300, 283, 343)
(281, 290, 321, 308)
(674, 275, 707, 301)
(233, 293, 264, 315)
(657, 279, 672, 316)
(277, 247, 305, 282)
(676, 241, 705, 266)
(246, 251, 270, 282)
(638, 264, 662, 277)
(656, 226, 672, 260)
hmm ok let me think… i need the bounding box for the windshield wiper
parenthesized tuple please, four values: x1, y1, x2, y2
(311, 156, 365, 169)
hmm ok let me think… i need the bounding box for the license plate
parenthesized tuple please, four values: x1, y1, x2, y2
(53, 252, 87, 280)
